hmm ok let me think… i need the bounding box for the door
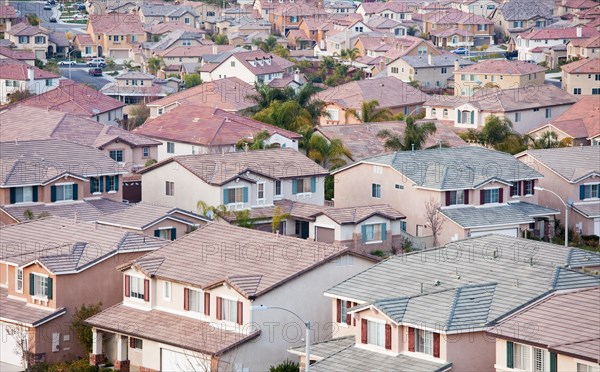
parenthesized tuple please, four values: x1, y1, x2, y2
(160, 348, 210, 372)
(300, 221, 309, 239)
(0, 322, 25, 368)
(470, 227, 519, 238)
(315, 226, 335, 243)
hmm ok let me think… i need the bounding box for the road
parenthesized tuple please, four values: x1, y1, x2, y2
(9, 1, 85, 34)
(59, 65, 111, 89)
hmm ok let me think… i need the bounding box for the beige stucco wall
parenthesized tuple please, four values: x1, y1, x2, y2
(562, 71, 600, 96)
(319, 102, 414, 126)
(454, 72, 545, 96)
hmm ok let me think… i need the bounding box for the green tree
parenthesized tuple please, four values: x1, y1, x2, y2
(184, 73, 202, 89)
(377, 116, 437, 151)
(232, 209, 254, 228)
(407, 25, 418, 36)
(337, 47, 360, 68)
(146, 57, 164, 75)
(26, 14, 40, 26)
(44, 61, 60, 74)
(271, 206, 289, 233)
(306, 135, 351, 169)
(128, 103, 150, 129)
(526, 131, 563, 149)
(71, 302, 103, 353)
(8, 90, 34, 104)
(246, 84, 292, 113)
(269, 360, 299, 372)
(273, 44, 290, 58)
(253, 35, 278, 52)
(196, 200, 228, 221)
(252, 100, 313, 133)
(346, 99, 392, 123)
(480, 115, 514, 147)
(236, 130, 278, 150)
(213, 34, 228, 45)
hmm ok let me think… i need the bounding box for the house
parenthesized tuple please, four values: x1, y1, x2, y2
(0, 46, 35, 65)
(567, 35, 600, 59)
(290, 234, 600, 371)
(315, 77, 429, 125)
(516, 26, 599, 63)
(86, 14, 147, 63)
(73, 33, 98, 58)
(269, 2, 328, 35)
(314, 120, 466, 162)
(0, 139, 128, 211)
(138, 148, 328, 212)
(326, 0, 356, 14)
(421, 9, 494, 47)
(134, 105, 301, 160)
(145, 77, 257, 118)
(14, 79, 125, 125)
(4, 23, 64, 62)
(332, 146, 561, 248)
(0, 59, 60, 105)
(0, 217, 167, 368)
(85, 222, 378, 372)
(450, 0, 501, 18)
(454, 59, 546, 96)
(559, 0, 599, 17)
(0, 5, 17, 33)
(199, 50, 295, 85)
(425, 84, 578, 133)
(100, 71, 177, 105)
(364, 16, 410, 37)
(527, 97, 600, 146)
(516, 146, 600, 237)
(321, 29, 364, 57)
(561, 57, 600, 95)
(183, 1, 219, 29)
(489, 0, 554, 42)
(355, 1, 412, 22)
(488, 286, 600, 372)
(139, 3, 198, 27)
(389, 54, 474, 89)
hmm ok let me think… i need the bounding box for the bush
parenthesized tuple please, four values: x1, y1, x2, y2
(269, 360, 299, 372)
(71, 302, 102, 353)
(144, 158, 157, 167)
(370, 249, 386, 258)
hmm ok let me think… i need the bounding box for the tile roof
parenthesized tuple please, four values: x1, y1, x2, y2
(562, 0, 598, 9)
(289, 336, 355, 359)
(561, 57, 600, 73)
(0, 46, 35, 61)
(89, 14, 145, 35)
(144, 22, 202, 35)
(0, 217, 167, 273)
(156, 45, 232, 58)
(1, 198, 132, 223)
(316, 76, 429, 110)
(422, 9, 493, 25)
(135, 105, 301, 146)
(519, 26, 599, 40)
(358, 1, 411, 14)
(0, 59, 59, 80)
(0, 287, 66, 327)
(487, 287, 600, 363)
(313, 204, 405, 224)
(15, 79, 125, 116)
(271, 2, 328, 16)
(221, 199, 329, 223)
(0, 5, 17, 18)
(569, 34, 600, 47)
(457, 59, 546, 75)
(74, 33, 95, 45)
(86, 303, 260, 356)
(326, 234, 600, 331)
(535, 97, 600, 138)
(96, 203, 208, 229)
(7, 22, 47, 36)
(141, 3, 197, 17)
(0, 139, 124, 187)
(521, 146, 600, 182)
(429, 27, 471, 37)
(497, 0, 553, 21)
(401, 54, 474, 69)
(130, 222, 362, 297)
(571, 201, 600, 218)
(441, 202, 559, 229)
(230, 51, 295, 76)
(139, 148, 328, 185)
(146, 77, 257, 112)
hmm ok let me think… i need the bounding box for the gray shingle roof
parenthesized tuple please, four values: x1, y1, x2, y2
(441, 201, 559, 229)
(571, 201, 600, 218)
(96, 203, 208, 230)
(289, 336, 356, 359)
(523, 147, 600, 183)
(568, 247, 600, 268)
(326, 235, 600, 332)
(497, 0, 553, 21)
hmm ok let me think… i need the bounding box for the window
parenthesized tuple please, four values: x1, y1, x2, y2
(510, 182, 520, 197)
(443, 109, 448, 118)
(143, 147, 150, 158)
(441, 67, 447, 74)
(578, 363, 600, 372)
(477, 24, 486, 31)
(46, 79, 52, 87)
(338, 300, 347, 323)
(513, 21, 523, 28)
(592, 88, 600, 95)
(574, 88, 582, 95)
(182, 40, 191, 46)
(33, 274, 49, 297)
(515, 112, 521, 122)
(275, 180, 282, 196)
(157, 229, 171, 240)
(354, 26, 363, 32)
(257, 182, 265, 200)
(226, 187, 245, 203)
(35, 36, 45, 44)
(533, 108, 540, 112)
(372, 183, 381, 198)
(55, 184, 74, 201)
(109, 150, 123, 162)
(295, 178, 312, 194)
(13, 186, 33, 203)
(545, 108, 551, 118)
(130, 338, 143, 349)
(415, 329, 433, 355)
(431, 108, 437, 116)
(448, 190, 465, 205)
(513, 343, 531, 370)
(188, 289, 203, 313)
(16, 269, 23, 293)
(105, 176, 117, 192)
(391, 67, 399, 74)
(400, 221, 407, 232)
(583, 184, 600, 199)
(484, 188, 500, 203)
(220, 298, 238, 322)
(166, 181, 175, 196)
(523, 180, 534, 195)
(230, 61, 235, 67)
(365, 223, 383, 242)
(130, 276, 145, 299)
(596, 74, 600, 81)
(90, 177, 102, 194)
(167, 142, 175, 154)
(18, 36, 29, 44)
(367, 320, 385, 347)
(184, 17, 190, 24)
(533, 347, 547, 372)
(163, 281, 171, 301)
(326, 109, 339, 121)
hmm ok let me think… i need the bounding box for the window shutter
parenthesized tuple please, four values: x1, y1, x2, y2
(580, 185, 585, 200)
(433, 332, 440, 357)
(361, 224, 367, 243)
(242, 187, 248, 203)
(353, 303, 357, 326)
(223, 189, 229, 204)
(10, 188, 16, 204)
(124, 275, 130, 297)
(51, 186, 57, 202)
(480, 189, 485, 205)
(531, 180, 535, 194)
(498, 188, 503, 203)
(310, 176, 316, 192)
(32, 186, 38, 202)
(29, 273, 35, 295)
(445, 191, 451, 206)
(90, 178, 94, 193)
(371, 183, 376, 197)
(204, 292, 210, 315)
(506, 341, 514, 368)
(408, 327, 415, 351)
(115, 175, 119, 191)
(520, 181, 524, 196)
(216, 297, 222, 320)
(154, 229, 160, 237)
(143, 279, 149, 302)
(470, 110, 474, 124)
(170, 228, 176, 241)
(100, 176, 104, 192)
(129, 337, 135, 348)
(72, 184, 78, 200)
(292, 180, 298, 194)
(382, 223, 387, 241)
(457, 110, 461, 123)
(345, 301, 351, 325)
(237, 301, 243, 325)
(464, 190, 469, 204)
(361, 319, 367, 344)
(385, 324, 392, 350)
(47, 277, 53, 299)
(336, 299, 341, 323)
(549, 351, 557, 372)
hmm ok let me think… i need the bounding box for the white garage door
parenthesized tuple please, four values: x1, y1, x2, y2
(0, 323, 25, 368)
(594, 218, 600, 236)
(161, 348, 210, 372)
(471, 227, 519, 238)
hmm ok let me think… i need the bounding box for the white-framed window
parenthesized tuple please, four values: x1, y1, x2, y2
(257, 182, 265, 200)
(143, 147, 150, 158)
(415, 329, 433, 355)
(16, 268, 23, 293)
(163, 281, 171, 301)
(391, 67, 399, 74)
(326, 109, 339, 121)
(184, 17, 190, 24)
(524, 180, 534, 195)
(371, 183, 381, 198)
(367, 320, 385, 347)
(373, 165, 383, 174)
(338, 300, 348, 323)
(400, 221, 407, 232)
(130, 276, 145, 299)
(577, 363, 600, 372)
(574, 88, 582, 95)
(105, 176, 117, 192)
(295, 179, 312, 194)
(157, 228, 171, 240)
(109, 150, 124, 162)
(14, 186, 33, 203)
(545, 108, 551, 118)
(167, 142, 175, 154)
(166, 181, 175, 196)
(533, 347, 548, 372)
(443, 109, 448, 118)
(515, 112, 521, 122)
(275, 180, 282, 196)
(583, 183, 599, 199)
(55, 184, 74, 201)
(513, 342, 531, 370)
(188, 288, 203, 313)
(431, 108, 437, 116)
(33, 274, 49, 297)
(130, 338, 143, 349)
(365, 223, 383, 242)
(449, 190, 465, 205)
(221, 297, 238, 322)
(483, 188, 500, 203)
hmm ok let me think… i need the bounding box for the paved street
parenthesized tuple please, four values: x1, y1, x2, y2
(9, 1, 85, 34)
(59, 66, 111, 89)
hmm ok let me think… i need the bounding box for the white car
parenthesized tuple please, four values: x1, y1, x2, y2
(58, 60, 76, 66)
(87, 58, 106, 67)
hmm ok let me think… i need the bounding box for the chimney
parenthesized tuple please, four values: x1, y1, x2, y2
(454, 59, 460, 71)
(428, 54, 433, 66)
(294, 68, 300, 82)
(576, 26, 582, 38)
(212, 44, 218, 54)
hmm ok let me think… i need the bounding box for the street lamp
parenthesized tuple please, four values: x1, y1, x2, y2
(534, 186, 572, 247)
(250, 305, 311, 372)
(67, 49, 77, 80)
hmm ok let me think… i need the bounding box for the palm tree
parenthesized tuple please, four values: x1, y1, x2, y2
(307, 135, 352, 169)
(146, 57, 164, 75)
(290, 83, 327, 123)
(196, 200, 228, 221)
(253, 35, 278, 52)
(341, 48, 360, 68)
(377, 116, 437, 151)
(346, 99, 392, 123)
(246, 84, 292, 113)
(236, 130, 278, 150)
(527, 131, 561, 149)
(481, 115, 514, 147)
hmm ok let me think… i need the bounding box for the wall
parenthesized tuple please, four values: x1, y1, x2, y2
(562, 71, 600, 96)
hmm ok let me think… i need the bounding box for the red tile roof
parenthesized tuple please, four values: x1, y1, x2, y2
(359, 1, 410, 14)
(231, 50, 295, 76)
(0, 59, 59, 80)
(89, 14, 144, 35)
(74, 33, 95, 46)
(156, 44, 234, 58)
(422, 9, 493, 25)
(561, 57, 600, 73)
(569, 35, 600, 48)
(519, 26, 599, 40)
(0, 5, 17, 19)
(562, 0, 598, 9)
(457, 59, 546, 75)
(0, 46, 35, 61)
(7, 22, 47, 36)
(537, 96, 600, 138)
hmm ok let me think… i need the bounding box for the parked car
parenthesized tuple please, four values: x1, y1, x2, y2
(58, 60, 76, 66)
(88, 67, 103, 76)
(87, 58, 106, 67)
(49, 0, 56, 4)
(43, 4, 52, 10)
(504, 51, 518, 60)
(451, 47, 468, 55)
(49, 17, 57, 23)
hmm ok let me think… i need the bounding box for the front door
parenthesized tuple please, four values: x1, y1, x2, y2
(296, 220, 309, 239)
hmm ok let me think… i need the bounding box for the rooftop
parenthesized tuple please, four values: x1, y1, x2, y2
(1, 198, 132, 223)
(0, 59, 59, 80)
(534, 96, 600, 139)
(519, 26, 599, 40)
(519, 146, 600, 183)
(456, 59, 546, 75)
(496, 0, 553, 21)
(314, 204, 405, 225)
(401, 54, 474, 69)
(0, 287, 66, 327)
(441, 201, 559, 229)
(0, 46, 35, 61)
(561, 57, 600, 73)
(89, 14, 145, 35)
(96, 203, 208, 230)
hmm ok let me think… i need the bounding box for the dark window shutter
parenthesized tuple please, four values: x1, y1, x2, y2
(520, 181, 525, 196)
(361, 224, 367, 243)
(549, 351, 557, 372)
(72, 184, 78, 200)
(292, 179, 297, 194)
(345, 301, 351, 325)
(143, 279, 149, 302)
(223, 189, 229, 204)
(498, 188, 503, 203)
(445, 191, 451, 206)
(336, 299, 341, 323)
(464, 190, 469, 204)
(100, 176, 104, 192)
(129, 337, 135, 348)
(154, 229, 160, 237)
(32, 186, 38, 202)
(580, 185, 585, 200)
(385, 324, 392, 350)
(124, 275, 130, 297)
(408, 327, 415, 352)
(9, 188, 16, 204)
(433, 333, 440, 357)
(90, 178, 95, 193)
(204, 292, 210, 315)
(115, 175, 119, 191)
(216, 297, 222, 320)
(170, 228, 176, 241)
(506, 341, 514, 368)
(51, 185, 57, 202)
(361, 319, 367, 344)
(183, 288, 189, 311)
(353, 303, 356, 326)
(242, 187, 248, 203)
(47, 277, 53, 299)
(480, 189, 485, 205)
(237, 301, 243, 325)
(29, 273, 35, 295)
(531, 180, 535, 194)
(310, 176, 316, 192)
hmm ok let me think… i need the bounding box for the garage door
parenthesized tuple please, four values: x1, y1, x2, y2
(471, 227, 519, 238)
(315, 226, 335, 243)
(0, 322, 25, 368)
(161, 348, 210, 372)
(110, 50, 130, 62)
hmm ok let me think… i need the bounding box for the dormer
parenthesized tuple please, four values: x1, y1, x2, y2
(249, 60, 256, 67)
(264, 57, 272, 65)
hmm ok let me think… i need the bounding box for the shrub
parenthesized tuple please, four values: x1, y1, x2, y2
(144, 158, 157, 167)
(269, 360, 299, 372)
(71, 302, 102, 353)
(370, 249, 386, 258)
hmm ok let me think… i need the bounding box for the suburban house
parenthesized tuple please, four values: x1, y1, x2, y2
(290, 234, 600, 371)
(424, 84, 578, 133)
(355, 1, 412, 22)
(100, 71, 177, 105)
(86, 14, 147, 62)
(516, 26, 599, 63)
(453, 59, 546, 96)
(388, 55, 474, 90)
(0, 4, 17, 33)
(516, 146, 600, 237)
(138, 148, 328, 213)
(85, 222, 378, 372)
(449, 0, 501, 18)
(332, 146, 561, 248)
(0, 217, 167, 368)
(527, 96, 600, 146)
(421, 9, 495, 47)
(315, 77, 429, 125)
(560, 57, 600, 95)
(567, 35, 600, 59)
(14, 80, 125, 125)
(4, 23, 66, 62)
(73, 33, 98, 58)
(0, 59, 60, 105)
(145, 77, 257, 118)
(269, 2, 328, 35)
(139, 3, 199, 27)
(489, 0, 554, 41)
(0, 46, 35, 65)
(488, 287, 600, 372)
(558, 0, 599, 17)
